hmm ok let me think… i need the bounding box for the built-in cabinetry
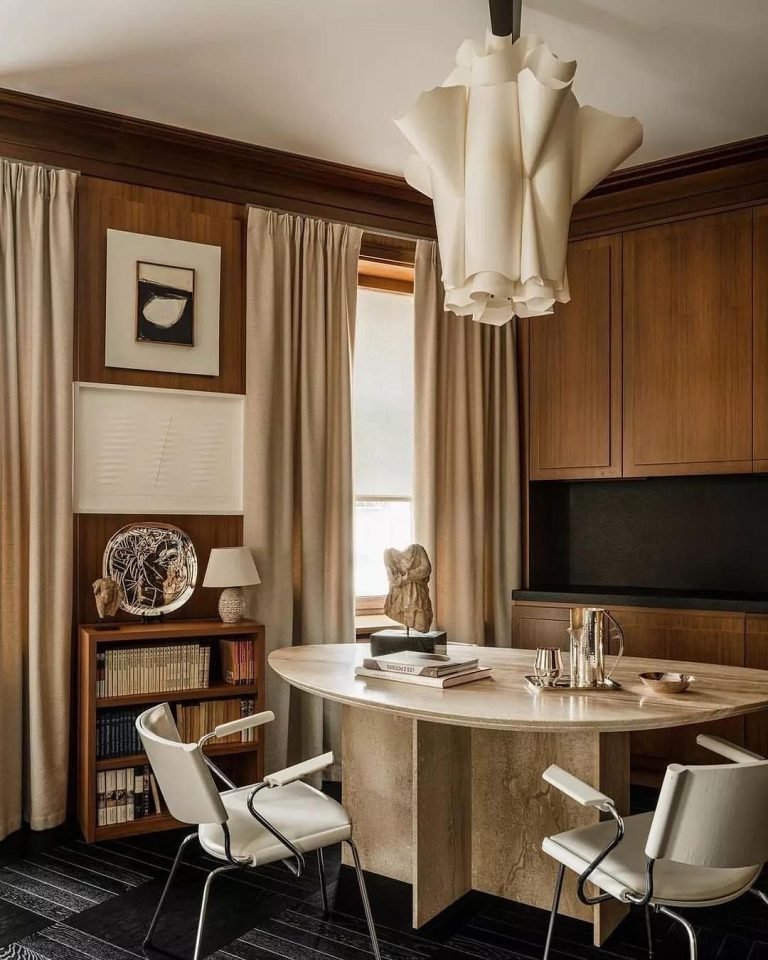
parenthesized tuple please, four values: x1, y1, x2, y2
(511, 601, 759, 780)
(528, 209, 762, 478)
(529, 235, 622, 480)
(623, 211, 753, 476)
(753, 207, 768, 470)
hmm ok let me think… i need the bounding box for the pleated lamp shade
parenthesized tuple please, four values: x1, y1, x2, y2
(396, 31, 643, 325)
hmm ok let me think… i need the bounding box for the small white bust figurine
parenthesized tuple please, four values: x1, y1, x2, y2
(383, 543, 433, 634)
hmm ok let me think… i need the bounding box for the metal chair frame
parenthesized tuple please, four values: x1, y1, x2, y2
(143, 753, 381, 960)
(542, 797, 766, 960)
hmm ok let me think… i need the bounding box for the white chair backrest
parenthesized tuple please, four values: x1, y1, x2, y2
(136, 703, 227, 826)
(646, 758, 768, 868)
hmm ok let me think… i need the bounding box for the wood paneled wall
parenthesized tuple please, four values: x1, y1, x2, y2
(74, 178, 246, 626)
(76, 178, 245, 393)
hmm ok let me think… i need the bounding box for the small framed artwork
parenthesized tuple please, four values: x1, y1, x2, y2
(105, 229, 221, 376)
(136, 261, 195, 346)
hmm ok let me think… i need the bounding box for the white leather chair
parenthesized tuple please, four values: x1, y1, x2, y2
(540, 735, 768, 960)
(136, 703, 381, 960)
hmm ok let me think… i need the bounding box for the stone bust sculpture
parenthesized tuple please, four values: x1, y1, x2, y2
(383, 543, 433, 634)
(92, 576, 122, 620)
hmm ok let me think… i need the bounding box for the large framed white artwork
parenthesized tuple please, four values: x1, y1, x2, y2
(105, 229, 221, 376)
(73, 382, 244, 514)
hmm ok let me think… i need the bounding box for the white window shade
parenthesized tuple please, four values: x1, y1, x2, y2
(353, 288, 414, 498)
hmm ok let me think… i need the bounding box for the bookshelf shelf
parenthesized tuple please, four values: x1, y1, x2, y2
(95, 739, 261, 771)
(96, 681, 260, 708)
(95, 812, 183, 840)
(78, 618, 265, 843)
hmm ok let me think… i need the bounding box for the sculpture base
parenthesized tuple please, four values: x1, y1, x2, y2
(369, 629, 447, 657)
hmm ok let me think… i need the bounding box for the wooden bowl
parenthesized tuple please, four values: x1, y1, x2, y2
(639, 672, 694, 695)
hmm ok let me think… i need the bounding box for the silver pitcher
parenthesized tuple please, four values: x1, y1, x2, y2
(569, 608, 625, 688)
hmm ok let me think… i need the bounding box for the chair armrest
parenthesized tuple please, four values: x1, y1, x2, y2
(265, 751, 334, 787)
(696, 735, 763, 763)
(543, 765, 615, 810)
(213, 710, 275, 740)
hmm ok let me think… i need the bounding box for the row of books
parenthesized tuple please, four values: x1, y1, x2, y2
(97, 707, 144, 759)
(96, 765, 162, 826)
(96, 643, 211, 698)
(175, 697, 259, 743)
(355, 650, 492, 687)
(220, 639, 257, 685)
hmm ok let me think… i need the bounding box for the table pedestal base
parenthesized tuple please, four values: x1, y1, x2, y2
(342, 706, 630, 946)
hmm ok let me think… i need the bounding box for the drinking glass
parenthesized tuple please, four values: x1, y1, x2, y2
(534, 647, 563, 687)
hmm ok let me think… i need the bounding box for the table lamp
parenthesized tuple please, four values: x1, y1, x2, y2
(203, 546, 261, 623)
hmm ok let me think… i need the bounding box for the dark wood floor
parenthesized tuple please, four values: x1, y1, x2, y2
(0, 788, 766, 960)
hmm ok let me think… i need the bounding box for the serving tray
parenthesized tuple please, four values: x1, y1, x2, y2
(525, 675, 622, 693)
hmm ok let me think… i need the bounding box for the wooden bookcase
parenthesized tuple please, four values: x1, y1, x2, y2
(78, 618, 265, 842)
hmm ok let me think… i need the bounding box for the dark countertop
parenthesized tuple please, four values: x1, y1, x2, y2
(513, 586, 768, 614)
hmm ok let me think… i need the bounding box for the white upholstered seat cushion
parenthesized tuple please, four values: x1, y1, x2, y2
(543, 811, 761, 907)
(198, 781, 352, 866)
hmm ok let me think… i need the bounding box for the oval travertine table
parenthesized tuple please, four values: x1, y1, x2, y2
(270, 643, 768, 943)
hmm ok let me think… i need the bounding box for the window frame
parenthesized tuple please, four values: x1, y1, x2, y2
(354, 255, 415, 616)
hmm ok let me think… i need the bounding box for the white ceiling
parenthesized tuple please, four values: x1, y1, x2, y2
(1, 0, 767, 176)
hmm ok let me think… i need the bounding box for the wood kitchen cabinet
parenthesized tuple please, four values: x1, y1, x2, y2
(753, 207, 768, 470)
(511, 602, 747, 776)
(623, 210, 753, 477)
(746, 614, 768, 755)
(529, 234, 622, 479)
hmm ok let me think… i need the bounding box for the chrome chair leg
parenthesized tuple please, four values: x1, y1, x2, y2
(658, 906, 697, 960)
(193, 864, 241, 960)
(750, 887, 768, 908)
(144, 832, 197, 948)
(316, 848, 329, 916)
(343, 838, 381, 960)
(542, 864, 565, 960)
(644, 904, 654, 959)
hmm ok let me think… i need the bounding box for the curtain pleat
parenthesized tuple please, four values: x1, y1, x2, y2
(0, 160, 76, 838)
(244, 207, 361, 776)
(414, 239, 521, 646)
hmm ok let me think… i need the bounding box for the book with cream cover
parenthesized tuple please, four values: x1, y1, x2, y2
(363, 650, 478, 677)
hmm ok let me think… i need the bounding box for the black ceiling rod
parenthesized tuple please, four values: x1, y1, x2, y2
(489, 0, 522, 39)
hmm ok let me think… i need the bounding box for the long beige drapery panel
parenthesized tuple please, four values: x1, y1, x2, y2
(0, 160, 76, 840)
(414, 239, 521, 647)
(244, 207, 361, 776)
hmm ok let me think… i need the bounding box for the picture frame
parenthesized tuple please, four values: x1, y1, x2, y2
(73, 382, 244, 514)
(105, 229, 221, 376)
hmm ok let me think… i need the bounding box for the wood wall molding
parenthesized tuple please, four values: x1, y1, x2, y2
(2, 86, 768, 241)
(0, 86, 435, 238)
(573, 135, 768, 237)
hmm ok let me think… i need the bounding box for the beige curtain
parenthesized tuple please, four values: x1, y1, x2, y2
(414, 239, 521, 647)
(244, 207, 361, 776)
(0, 160, 76, 840)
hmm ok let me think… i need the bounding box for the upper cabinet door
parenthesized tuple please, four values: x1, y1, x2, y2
(529, 234, 622, 480)
(753, 207, 768, 470)
(623, 211, 753, 477)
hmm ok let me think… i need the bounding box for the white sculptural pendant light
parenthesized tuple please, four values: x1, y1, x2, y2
(396, 0, 643, 325)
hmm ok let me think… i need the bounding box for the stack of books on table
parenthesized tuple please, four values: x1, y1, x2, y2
(355, 651, 491, 687)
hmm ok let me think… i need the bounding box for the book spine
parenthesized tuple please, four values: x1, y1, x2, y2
(105, 770, 116, 825)
(126, 768, 135, 821)
(96, 771, 106, 827)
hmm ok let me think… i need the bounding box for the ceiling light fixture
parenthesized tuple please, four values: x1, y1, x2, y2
(396, 0, 642, 325)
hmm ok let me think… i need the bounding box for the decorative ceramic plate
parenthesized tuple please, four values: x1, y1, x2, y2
(103, 522, 198, 616)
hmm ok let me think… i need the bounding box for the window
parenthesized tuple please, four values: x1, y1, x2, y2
(353, 266, 415, 612)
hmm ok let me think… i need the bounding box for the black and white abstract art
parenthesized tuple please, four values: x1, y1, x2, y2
(136, 262, 195, 346)
(105, 229, 220, 376)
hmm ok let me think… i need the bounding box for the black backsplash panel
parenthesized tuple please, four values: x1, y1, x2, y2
(529, 474, 768, 594)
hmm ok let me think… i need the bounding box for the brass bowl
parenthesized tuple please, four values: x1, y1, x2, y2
(639, 672, 694, 695)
